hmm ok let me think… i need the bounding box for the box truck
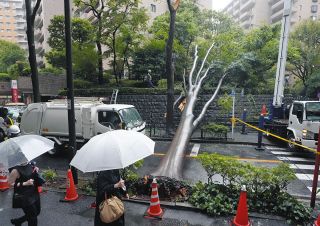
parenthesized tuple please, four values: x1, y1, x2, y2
(20, 98, 145, 154)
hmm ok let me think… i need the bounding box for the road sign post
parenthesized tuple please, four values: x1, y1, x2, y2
(310, 127, 320, 208)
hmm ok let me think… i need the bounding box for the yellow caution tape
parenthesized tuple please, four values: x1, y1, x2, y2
(234, 118, 318, 154)
(231, 117, 236, 128)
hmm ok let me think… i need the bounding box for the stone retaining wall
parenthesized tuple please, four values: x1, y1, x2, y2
(116, 94, 299, 128)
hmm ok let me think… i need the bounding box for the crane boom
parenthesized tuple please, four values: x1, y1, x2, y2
(273, 0, 293, 107)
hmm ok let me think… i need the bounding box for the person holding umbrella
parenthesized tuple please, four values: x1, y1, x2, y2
(8, 161, 41, 226)
(70, 130, 155, 226)
(95, 169, 127, 226)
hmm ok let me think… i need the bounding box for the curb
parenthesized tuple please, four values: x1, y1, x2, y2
(151, 136, 278, 147)
(41, 188, 287, 221)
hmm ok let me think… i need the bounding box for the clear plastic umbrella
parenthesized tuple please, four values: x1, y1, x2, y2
(70, 130, 155, 172)
(0, 135, 54, 169)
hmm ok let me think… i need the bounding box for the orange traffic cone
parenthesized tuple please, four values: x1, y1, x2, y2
(64, 169, 78, 201)
(315, 213, 320, 226)
(261, 104, 267, 116)
(0, 170, 10, 191)
(144, 178, 164, 219)
(232, 185, 250, 226)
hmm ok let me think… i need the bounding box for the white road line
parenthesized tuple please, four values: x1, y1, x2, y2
(190, 144, 200, 157)
(271, 151, 295, 155)
(265, 146, 287, 150)
(295, 173, 314, 181)
(307, 187, 320, 195)
(278, 156, 313, 162)
(290, 164, 315, 170)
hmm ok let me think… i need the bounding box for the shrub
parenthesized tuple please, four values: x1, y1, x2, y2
(74, 79, 94, 89)
(192, 153, 312, 224)
(42, 168, 57, 182)
(202, 123, 228, 136)
(0, 73, 11, 81)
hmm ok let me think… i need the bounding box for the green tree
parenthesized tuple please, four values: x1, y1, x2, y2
(102, 1, 148, 83)
(290, 20, 320, 87)
(48, 16, 94, 50)
(0, 40, 26, 72)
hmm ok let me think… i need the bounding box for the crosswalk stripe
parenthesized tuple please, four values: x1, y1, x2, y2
(265, 146, 287, 150)
(278, 156, 314, 162)
(307, 187, 320, 196)
(290, 164, 315, 170)
(295, 173, 314, 181)
(190, 144, 200, 157)
(271, 151, 295, 155)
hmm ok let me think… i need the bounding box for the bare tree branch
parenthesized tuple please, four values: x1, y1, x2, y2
(193, 72, 228, 128)
(31, 0, 41, 23)
(188, 46, 198, 91)
(194, 43, 214, 85)
(193, 67, 210, 97)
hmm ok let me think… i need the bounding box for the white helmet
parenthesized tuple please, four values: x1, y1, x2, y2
(8, 125, 20, 137)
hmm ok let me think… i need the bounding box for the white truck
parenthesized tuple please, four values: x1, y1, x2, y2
(20, 98, 146, 154)
(264, 0, 320, 151)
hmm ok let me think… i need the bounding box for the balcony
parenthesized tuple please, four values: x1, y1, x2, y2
(270, 9, 283, 23)
(240, 10, 252, 22)
(240, 0, 255, 12)
(271, 0, 284, 14)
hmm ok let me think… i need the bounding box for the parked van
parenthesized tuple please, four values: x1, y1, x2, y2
(20, 98, 145, 154)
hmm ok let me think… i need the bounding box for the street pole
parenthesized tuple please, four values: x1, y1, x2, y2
(310, 127, 320, 208)
(64, 0, 77, 184)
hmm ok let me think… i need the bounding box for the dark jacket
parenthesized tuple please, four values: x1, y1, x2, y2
(94, 170, 125, 226)
(13, 164, 40, 207)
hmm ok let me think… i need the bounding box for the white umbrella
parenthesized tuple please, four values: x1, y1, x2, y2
(0, 135, 54, 169)
(70, 130, 155, 172)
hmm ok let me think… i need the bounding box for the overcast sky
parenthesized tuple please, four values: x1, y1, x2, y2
(212, 0, 232, 11)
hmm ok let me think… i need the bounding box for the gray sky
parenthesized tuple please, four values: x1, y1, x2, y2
(212, 0, 232, 11)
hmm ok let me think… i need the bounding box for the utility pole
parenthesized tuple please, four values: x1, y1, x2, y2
(64, 0, 77, 184)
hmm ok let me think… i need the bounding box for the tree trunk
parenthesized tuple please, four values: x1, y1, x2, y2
(96, 18, 104, 85)
(112, 31, 119, 85)
(25, 0, 40, 103)
(154, 95, 196, 179)
(165, 8, 176, 134)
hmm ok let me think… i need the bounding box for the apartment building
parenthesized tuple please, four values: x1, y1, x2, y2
(197, 0, 213, 10)
(33, 0, 65, 67)
(223, 0, 320, 30)
(0, 0, 27, 50)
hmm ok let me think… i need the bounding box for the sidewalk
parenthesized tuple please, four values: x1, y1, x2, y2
(0, 189, 289, 226)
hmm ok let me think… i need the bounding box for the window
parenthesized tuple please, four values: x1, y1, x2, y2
(306, 102, 320, 121)
(311, 5, 318, 13)
(292, 103, 304, 123)
(313, 0, 318, 2)
(311, 15, 317, 20)
(98, 111, 121, 129)
(151, 4, 156, 13)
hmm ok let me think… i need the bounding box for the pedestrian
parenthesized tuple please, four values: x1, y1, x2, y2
(8, 162, 41, 226)
(94, 169, 127, 226)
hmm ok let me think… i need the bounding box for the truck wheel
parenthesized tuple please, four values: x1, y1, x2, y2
(48, 143, 62, 155)
(287, 133, 297, 151)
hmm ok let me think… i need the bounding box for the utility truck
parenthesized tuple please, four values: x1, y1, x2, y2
(20, 98, 145, 154)
(264, 0, 320, 151)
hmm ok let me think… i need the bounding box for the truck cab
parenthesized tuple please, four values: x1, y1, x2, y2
(287, 101, 320, 150)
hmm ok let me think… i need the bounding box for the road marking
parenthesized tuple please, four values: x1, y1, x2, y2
(0, 208, 3, 212)
(278, 156, 313, 162)
(307, 187, 320, 195)
(190, 144, 200, 157)
(265, 146, 287, 150)
(295, 173, 314, 181)
(289, 164, 315, 170)
(271, 151, 295, 155)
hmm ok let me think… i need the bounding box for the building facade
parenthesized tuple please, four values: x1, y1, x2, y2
(0, 0, 27, 50)
(223, 0, 320, 30)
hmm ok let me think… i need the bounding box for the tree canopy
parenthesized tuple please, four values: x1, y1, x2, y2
(0, 39, 26, 73)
